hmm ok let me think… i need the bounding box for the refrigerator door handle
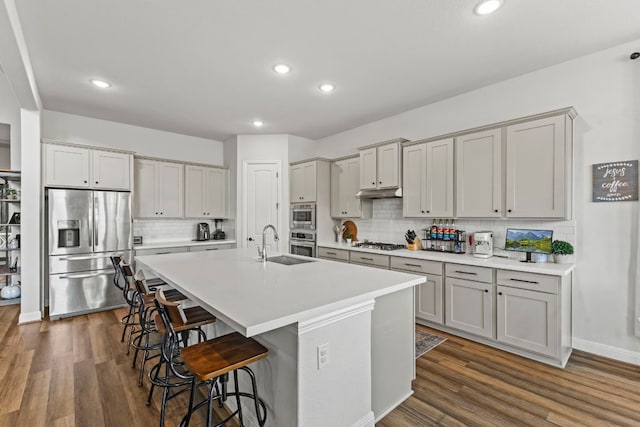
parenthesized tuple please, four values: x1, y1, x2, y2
(58, 272, 104, 280)
(94, 195, 99, 249)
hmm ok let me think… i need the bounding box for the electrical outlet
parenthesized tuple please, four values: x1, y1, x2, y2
(317, 343, 329, 369)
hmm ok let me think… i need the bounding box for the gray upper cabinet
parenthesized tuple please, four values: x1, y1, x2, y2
(359, 141, 401, 190)
(455, 129, 503, 218)
(506, 114, 572, 218)
(290, 161, 317, 203)
(331, 157, 367, 218)
(402, 139, 454, 218)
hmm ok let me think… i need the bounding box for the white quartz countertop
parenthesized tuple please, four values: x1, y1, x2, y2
(134, 239, 236, 250)
(135, 248, 425, 337)
(318, 242, 575, 276)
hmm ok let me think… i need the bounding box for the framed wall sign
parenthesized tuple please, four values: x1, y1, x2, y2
(592, 160, 638, 202)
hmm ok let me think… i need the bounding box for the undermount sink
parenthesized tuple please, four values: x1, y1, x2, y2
(267, 255, 315, 266)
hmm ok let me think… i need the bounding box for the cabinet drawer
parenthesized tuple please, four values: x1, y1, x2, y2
(446, 264, 493, 283)
(318, 247, 350, 262)
(391, 257, 442, 275)
(135, 246, 189, 256)
(349, 252, 390, 269)
(497, 270, 559, 294)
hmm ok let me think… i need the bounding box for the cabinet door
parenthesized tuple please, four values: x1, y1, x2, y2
(497, 285, 558, 357)
(359, 148, 377, 190)
(302, 161, 317, 202)
(445, 278, 494, 338)
(290, 164, 305, 202)
(415, 274, 443, 324)
(330, 161, 345, 217)
(456, 129, 503, 217)
(157, 162, 184, 217)
(377, 143, 399, 188)
(506, 115, 567, 218)
(91, 150, 131, 190)
(402, 144, 427, 217)
(134, 159, 159, 217)
(206, 168, 228, 218)
(344, 158, 362, 217)
(45, 144, 90, 188)
(184, 165, 206, 217)
(425, 138, 454, 218)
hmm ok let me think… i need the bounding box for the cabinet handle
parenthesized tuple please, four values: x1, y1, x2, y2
(404, 263, 422, 268)
(421, 210, 424, 213)
(455, 270, 477, 275)
(84, 180, 88, 184)
(379, 181, 382, 184)
(326, 251, 336, 255)
(484, 289, 489, 293)
(494, 209, 498, 213)
(155, 212, 158, 215)
(498, 292, 503, 295)
(156, 252, 171, 255)
(371, 181, 375, 185)
(95, 181, 99, 184)
(509, 278, 539, 284)
(360, 257, 374, 261)
(205, 248, 219, 251)
(426, 210, 430, 213)
(508, 209, 512, 213)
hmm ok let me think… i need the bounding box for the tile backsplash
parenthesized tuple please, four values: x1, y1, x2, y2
(133, 219, 235, 243)
(350, 199, 576, 255)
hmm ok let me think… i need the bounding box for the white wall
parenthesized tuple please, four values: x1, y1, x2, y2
(288, 134, 317, 162)
(227, 134, 290, 252)
(315, 39, 640, 359)
(42, 110, 224, 164)
(0, 70, 21, 168)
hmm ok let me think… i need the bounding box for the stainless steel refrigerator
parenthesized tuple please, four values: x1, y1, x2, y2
(47, 188, 132, 318)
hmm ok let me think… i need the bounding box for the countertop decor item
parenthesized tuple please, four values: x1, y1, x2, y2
(342, 220, 358, 242)
(551, 240, 574, 264)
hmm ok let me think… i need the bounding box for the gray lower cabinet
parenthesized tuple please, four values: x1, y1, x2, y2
(189, 244, 233, 252)
(391, 257, 443, 324)
(445, 278, 494, 339)
(496, 269, 570, 361)
(317, 247, 350, 263)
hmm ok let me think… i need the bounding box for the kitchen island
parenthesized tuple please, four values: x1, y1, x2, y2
(136, 248, 425, 427)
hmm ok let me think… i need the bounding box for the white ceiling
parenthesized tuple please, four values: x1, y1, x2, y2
(14, 0, 640, 141)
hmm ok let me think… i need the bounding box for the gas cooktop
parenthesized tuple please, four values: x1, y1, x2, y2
(352, 242, 406, 251)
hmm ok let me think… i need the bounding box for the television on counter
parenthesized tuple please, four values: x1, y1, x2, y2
(505, 228, 553, 263)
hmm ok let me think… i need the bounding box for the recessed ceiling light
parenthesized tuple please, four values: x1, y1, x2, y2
(273, 64, 291, 74)
(252, 120, 264, 128)
(319, 83, 335, 93)
(474, 0, 503, 15)
(90, 79, 111, 89)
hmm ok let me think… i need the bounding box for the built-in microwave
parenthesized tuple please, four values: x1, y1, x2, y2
(290, 204, 316, 230)
(290, 240, 316, 258)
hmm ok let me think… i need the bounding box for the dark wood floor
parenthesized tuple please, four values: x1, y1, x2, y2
(379, 324, 640, 427)
(0, 305, 639, 426)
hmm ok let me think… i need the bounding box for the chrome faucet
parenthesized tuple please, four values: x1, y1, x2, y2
(258, 224, 279, 260)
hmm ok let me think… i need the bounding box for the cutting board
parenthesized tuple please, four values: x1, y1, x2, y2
(342, 220, 358, 242)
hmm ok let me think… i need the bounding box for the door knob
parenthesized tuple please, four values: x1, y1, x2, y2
(248, 237, 254, 241)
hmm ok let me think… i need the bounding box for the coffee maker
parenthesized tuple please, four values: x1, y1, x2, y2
(196, 223, 211, 241)
(473, 231, 493, 258)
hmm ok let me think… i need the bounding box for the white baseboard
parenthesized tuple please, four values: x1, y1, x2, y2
(18, 310, 42, 324)
(572, 337, 640, 366)
(352, 411, 375, 427)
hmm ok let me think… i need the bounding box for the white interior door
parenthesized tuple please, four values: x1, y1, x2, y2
(244, 162, 280, 252)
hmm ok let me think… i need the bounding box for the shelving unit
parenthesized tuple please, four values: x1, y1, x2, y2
(0, 170, 20, 306)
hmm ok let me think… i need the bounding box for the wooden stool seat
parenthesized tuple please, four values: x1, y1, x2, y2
(153, 307, 216, 334)
(181, 332, 268, 382)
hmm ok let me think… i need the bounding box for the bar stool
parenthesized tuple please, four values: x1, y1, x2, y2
(148, 289, 217, 426)
(154, 289, 269, 427)
(131, 275, 192, 386)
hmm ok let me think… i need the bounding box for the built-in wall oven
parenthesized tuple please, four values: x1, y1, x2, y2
(290, 204, 316, 230)
(290, 230, 316, 258)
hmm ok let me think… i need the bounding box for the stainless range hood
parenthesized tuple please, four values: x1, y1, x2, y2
(356, 187, 402, 199)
